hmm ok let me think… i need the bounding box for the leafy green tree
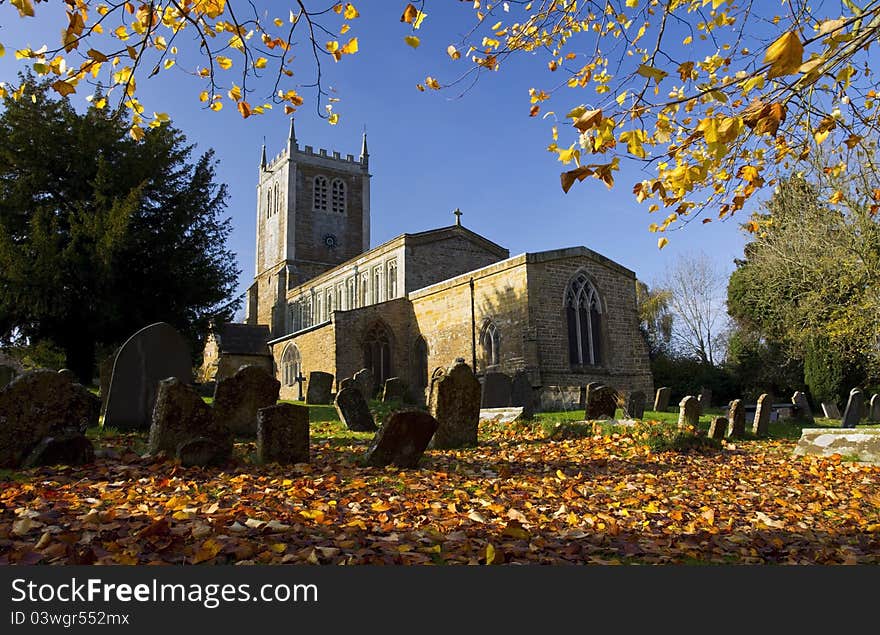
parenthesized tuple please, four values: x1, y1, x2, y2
(0, 75, 240, 382)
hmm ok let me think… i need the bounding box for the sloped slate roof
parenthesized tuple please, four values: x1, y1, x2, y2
(218, 323, 271, 355)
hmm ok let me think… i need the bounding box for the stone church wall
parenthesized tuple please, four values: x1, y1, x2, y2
(271, 322, 337, 401)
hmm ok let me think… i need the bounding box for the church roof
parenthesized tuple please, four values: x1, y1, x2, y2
(403, 224, 508, 258)
(216, 323, 271, 355)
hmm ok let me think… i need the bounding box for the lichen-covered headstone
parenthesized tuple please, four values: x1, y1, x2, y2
(364, 410, 439, 468)
(728, 399, 746, 438)
(586, 385, 618, 420)
(427, 367, 446, 412)
(104, 322, 192, 431)
(22, 432, 95, 468)
(305, 371, 334, 405)
(677, 396, 700, 430)
(791, 391, 814, 423)
(707, 417, 728, 440)
(177, 437, 229, 468)
(627, 390, 646, 420)
(430, 361, 481, 449)
(257, 403, 309, 464)
(481, 372, 512, 408)
(335, 386, 377, 432)
(654, 386, 671, 412)
(382, 377, 406, 403)
(841, 388, 864, 429)
(212, 365, 280, 436)
(752, 393, 773, 437)
(353, 368, 374, 400)
(510, 371, 535, 419)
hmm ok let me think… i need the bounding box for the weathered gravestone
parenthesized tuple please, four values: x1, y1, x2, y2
(338, 378, 354, 392)
(305, 371, 334, 405)
(23, 432, 95, 469)
(793, 428, 880, 463)
(427, 367, 446, 412)
(841, 388, 864, 429)
(98, 352, 116, 415)
(0, 370, 100, 468)
(364, 410, 439, 468)
(0, 364, 17, 389)
(257, 403, 310, 464)
(870, 394, 880, 423)
(382, 377, 406, 403)
(57, 368, 76, 381)
(584, 382, 603, 410)
(353, 368, 374, 400)
(212, 365, 280, 436)
(727, 399, 746, 438)
(752, 393, 773, 437)
(698, 387, 712, 409)
(627, 390, 646, 419)
(654, 386, 671, 412)
(708, 417, 729, 440)
(791, 391, 814, 423)
(479, 407, 524, 426)
(585, 385, 618, 420)
(148, 378, 232, 465)
(677, 396, 700, 430)
(821, 402, 841, 419)
(334, 386, 377, 432)
(430, 361, 481, 449)
(481, 372, 513, 408)
(510, 371, 535, 419)
(104, 322, 192, 431)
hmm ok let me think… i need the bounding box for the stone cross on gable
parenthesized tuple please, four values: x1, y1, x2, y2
(453, 208, 462, 226)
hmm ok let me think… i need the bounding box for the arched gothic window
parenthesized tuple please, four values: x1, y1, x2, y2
(313, 176, 329, 211)
(564, 271, 602, 366)
(363, 322, 392, 386)
(281, 344, 301, 388)
(274, 183, 280, 215)
(372, 266, 383, 304)
(479, 320, 500, 369)
(359, 272, 369, 307)
(331, 178, 346, 214)
(387, 260, 398, 299)
(266, 188, 272, 218)
(347, 277, 356, 309)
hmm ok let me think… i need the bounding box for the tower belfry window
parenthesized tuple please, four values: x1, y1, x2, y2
(331, 178, 346, 214)
(314, 175, 329, 211)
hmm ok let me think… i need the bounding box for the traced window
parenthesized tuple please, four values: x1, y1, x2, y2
(274, 183, 280, 215)
(331, 178, 346, 214)
(315, 294, 323, 323)
(303, 296, 312, 329)
(266, 188, 272, 218)
(281, 343, 301, 388)
(326, 289, 334, 316)
(359, 272, 369, 307)
(387, 260, 398, 299)
(289, 301, 301, 333)
(313, 175, 329, 211)
(347, 277, 356, 309)
(363, 322, 393, 387)
(414, 336, 428, 389)
(336, 283, 344, 311)
(372, 266, 383, 304)
(564, 271, 602, 366)
(479, 320, 500, 369)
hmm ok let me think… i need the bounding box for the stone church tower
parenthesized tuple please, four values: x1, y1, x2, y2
(246, 121, 371, 335)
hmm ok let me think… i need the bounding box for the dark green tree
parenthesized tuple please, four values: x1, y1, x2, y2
(0, 75, 240, 381)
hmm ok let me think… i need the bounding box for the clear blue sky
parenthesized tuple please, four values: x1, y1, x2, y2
(1, 2, 751, 313)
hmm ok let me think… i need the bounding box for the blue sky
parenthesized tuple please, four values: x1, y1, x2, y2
(1, 2, 751, 313)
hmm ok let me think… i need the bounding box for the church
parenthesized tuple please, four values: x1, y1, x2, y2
(201, 122, 653, 410)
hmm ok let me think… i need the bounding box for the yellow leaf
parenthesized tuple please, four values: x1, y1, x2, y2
(620, 129, 647, 158)
(328, 113, 339, 125)
(657, 237, 669, 249)
(227, 84, 242, 101)
(0, 43, 4, 58)
(51, 80, 76, 97)
(344, 3, 359, 20)
(413, 11, 428, 29)
(341, 37, 358, 55)
(209, 100, 223, 111)
(11, 0, 35, 17)
(371, 501, 392, 512)
(270, 543, 287, 553)
(447, 45, 461, 60)
(636, 64, 668, 84)
(94, 97, 106, 109)
(426, 76, 440, 90)
(485, 543, 497, 564)
(404, 35, 420, 49)
(274, 17, 284, 27)
(254, 57, 268, 69)
(199, 91, 209, 103)
(192, 538, 222, 564)
(556, 469, 567, 480)
(573, 108, 602, 132)
(829, 190, 844, 204)
(401, 3, 418, 24)
(163, 59, 175, 70)
(340, 24, 351, 34)
(114, 25, 129, 41)
(216, 55, 232, 70)
(764, 31, 803, 79)
(129, 125, 145, 141)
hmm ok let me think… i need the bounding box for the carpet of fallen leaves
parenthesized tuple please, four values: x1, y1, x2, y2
(1, 420, 879, 565)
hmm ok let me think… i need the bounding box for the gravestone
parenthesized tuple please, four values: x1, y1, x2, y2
(22, 432, 95, 468)
(821, 402, 841, 419)
(585, 385, 618, 420)
(793, 428, 880, 463)
(698, 387, 712, 409)
(57, 368, 76, 381)
(584, 382, 603, 409)
(427, 367, 446, 412)
(870, 394, 880, 423)
(841, 388, 864, 429)
(510, 371, 535, 419)
(212, 365, 280, 436)
(791, 391, 814, 423)
(654, 386, 671, 412)
(98, 353, 116, 415)
(339, 378, 354, 392)
(0, 370, 100, 468)
(627, 390, 646, 419)
(257, 403, 310, 464)
(177, 437, 229, 468)
(364, 410, 439, 468)
(0, 364, 17, 389)
(752, 393, 772, 437)
(430, 360, 481, 449)
(334, 386, 377, 432)
(104, 322, 192, 431)
(305, 371, 334, 405)
(708, 417, 729, 440)
(382, 377, 406, 403)
(677, 396, 700, 430)
(353, 368, 374, 400)
(479, 407, 524, 426)
(728, 399, 746, 438)
(148, 378, 232, 465)
(481, 372, 513, 408)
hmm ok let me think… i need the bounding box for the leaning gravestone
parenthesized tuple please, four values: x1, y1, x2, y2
(256, 403, 310, 464)
(382, 377, 406, 403)
(677, 396, 700, 430)
(728, 399, 746, 438)
(870, 394, 880, 423)
(752, 393, 773, 437)
(338, 377, 354, 392)
(364, 410, 439, 468)
(708, 417, 729, 440)
(335, 386, 377, 432)
(104, 322, 192, 431)
(481, 372, 513, 408)
(0, 370, 99, 468)
(353, 368, 374, 400)
(627, 390, 647, 420)
(212, 365, 280, 436)
(654, 386, 672, 412)
(148, 378, 232, 465)
(430, 361, 481, 449)
(0, 364, 16, 389)
(841, 388, 864, 429)
(791, 391, 814, 423)
(510, 371, 535, 419)
(305, 371, 334, 405)
(821, 402, 841, 419)
(586, 385, 618, 420)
